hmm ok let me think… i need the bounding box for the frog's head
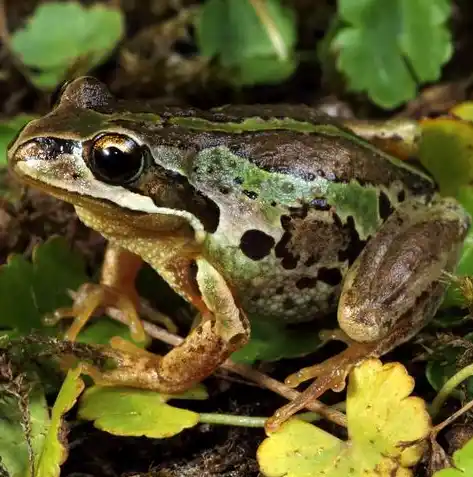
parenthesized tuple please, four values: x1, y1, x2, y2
(8, 77, 219, 238)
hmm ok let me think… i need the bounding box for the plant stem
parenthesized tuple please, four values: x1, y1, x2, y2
(430, 363, 473, 418)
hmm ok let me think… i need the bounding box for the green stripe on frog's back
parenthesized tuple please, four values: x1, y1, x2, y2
(170, 116, 434, 184)
(194, 145, 392, 241)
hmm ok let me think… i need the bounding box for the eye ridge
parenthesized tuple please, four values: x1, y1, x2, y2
(90, 133, 147, 185)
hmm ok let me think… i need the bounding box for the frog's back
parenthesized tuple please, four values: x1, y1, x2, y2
(157, 105, 436, 323)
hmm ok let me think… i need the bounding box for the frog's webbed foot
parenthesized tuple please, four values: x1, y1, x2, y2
(265, 341, 377, 433)
(45, 244, 149, 343)
(45, 282, 147, 342)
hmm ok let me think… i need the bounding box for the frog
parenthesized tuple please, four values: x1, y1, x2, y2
(7, 76, 470, 431)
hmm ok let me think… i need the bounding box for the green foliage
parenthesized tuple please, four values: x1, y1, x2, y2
(330, 0, 452, 108)
(78, 385, 207, 438)
(0, 115, 37, 166)
(426, 332, 473, 400)
(433, 438, 473, 476)
(0, 237, 87, 334)
(10, 2, 124, 90)
(231, 320, 322, 364)
(196, 0, 297, 85)
(258, 360, 430, 477)
(0, 386, 49, 477)
(35, 368, 85, 477)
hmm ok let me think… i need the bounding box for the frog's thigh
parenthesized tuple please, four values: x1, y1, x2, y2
(86, 257, 250, 394)
(338, 197, 470, 344)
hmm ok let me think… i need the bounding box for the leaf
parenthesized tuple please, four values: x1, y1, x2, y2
(10, 2, 124, 90)
(258, 359, 430, 477)
(418, 116, 473, 305)
(231, 320, 322, 364)
(0, 386, 49, 477)
(196, 0, 297, 85)
(433, 437, 473, 476)
(426, 332, 473, 401)
(0, 115, 37, 166)
(0, 236, 88, 334)
(35, 368, 85, 477)
(78, 385, 208, 438)
(331, 0, 452, 108)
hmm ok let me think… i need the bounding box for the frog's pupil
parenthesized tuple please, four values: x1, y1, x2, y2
(92, 141, 144, 185)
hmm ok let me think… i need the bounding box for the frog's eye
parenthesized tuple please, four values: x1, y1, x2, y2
(90, 134, 146, 185)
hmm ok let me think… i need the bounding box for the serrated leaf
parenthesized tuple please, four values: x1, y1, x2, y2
(0, 115, 37, 166)
(78, 385, 207, 438)
(433, 438, 473, 476)
(258, 359, 430, 477)
(332, 0, 452, 108)
(0, 236, 88, 334)
(0, 386, 49, 477)
(231, 320, 322, 364)
(196, 0, 297, 85)
(35, 368, 85, 477)
(10, 2, 124, 90)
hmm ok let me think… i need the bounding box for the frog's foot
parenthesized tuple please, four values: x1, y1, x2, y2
(265, 341, 377, 433)
(45, 282, 147, 343)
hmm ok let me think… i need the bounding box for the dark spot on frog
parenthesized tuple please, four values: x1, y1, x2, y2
(240, 229, 275, 260)
(289, 205, 308, 219)
(398, 190, 406, 202)
(337, 216, 366, 265)
(271, 201, 277, 207)
(317, 267, 343, 286)
(274, 218, 300, 270)
(296, 276, 318, 289)
(234, 177, 243, 185)
(283, 297, 295, 310)
(243, 190, 258, 200)
(275, 286, 284, 295)
(378, 191, 394, 220)
(304, 254, 319, 267)
(219, 187, 230, 194)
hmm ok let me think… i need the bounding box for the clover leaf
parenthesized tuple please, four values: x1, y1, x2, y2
(331, 0, 452, 108)
(258, 359, 430, 477)
(78, 385, 208, 438)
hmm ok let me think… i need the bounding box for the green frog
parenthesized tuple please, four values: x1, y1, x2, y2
(7, 77, 470, 431)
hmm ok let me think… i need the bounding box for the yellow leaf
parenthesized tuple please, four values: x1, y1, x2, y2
(258, 359, 430, 477)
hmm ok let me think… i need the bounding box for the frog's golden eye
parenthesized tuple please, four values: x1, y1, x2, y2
(90, 134, 146, 185)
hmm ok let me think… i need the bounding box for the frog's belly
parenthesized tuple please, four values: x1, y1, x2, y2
(219, 254, 348, 324)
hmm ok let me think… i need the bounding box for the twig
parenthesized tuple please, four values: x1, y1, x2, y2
(106, 302, 348, 428)
(432, 397, 473, 435)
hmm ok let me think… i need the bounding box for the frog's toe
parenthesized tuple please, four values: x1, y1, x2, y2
(45, 282, 147, 343)
(266, 342, 378, 433)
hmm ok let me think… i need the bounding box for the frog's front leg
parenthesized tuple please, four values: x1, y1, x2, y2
(80, 257, 250, 394)
(266, 196, 470, 431)
(49, 244, 147, 342)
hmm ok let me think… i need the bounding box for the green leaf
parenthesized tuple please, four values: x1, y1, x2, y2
(0, 115, 37, 166)
(78, 385, 207, 438)
(35, 368, 85, 477)
(196, 0, 297, 85)
(0, 386, 49, 477)
(231, 320, 322, 364)
(331, 0, 452, 108)
(10, 2, 124, 90)
(426, 332, 473, 400)
(433, 437, 473, 476)
(258, 359, 430, 476)
(0, 236, 88, 334)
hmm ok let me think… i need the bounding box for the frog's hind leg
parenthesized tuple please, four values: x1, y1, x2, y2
(266, 196, 470, 432)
